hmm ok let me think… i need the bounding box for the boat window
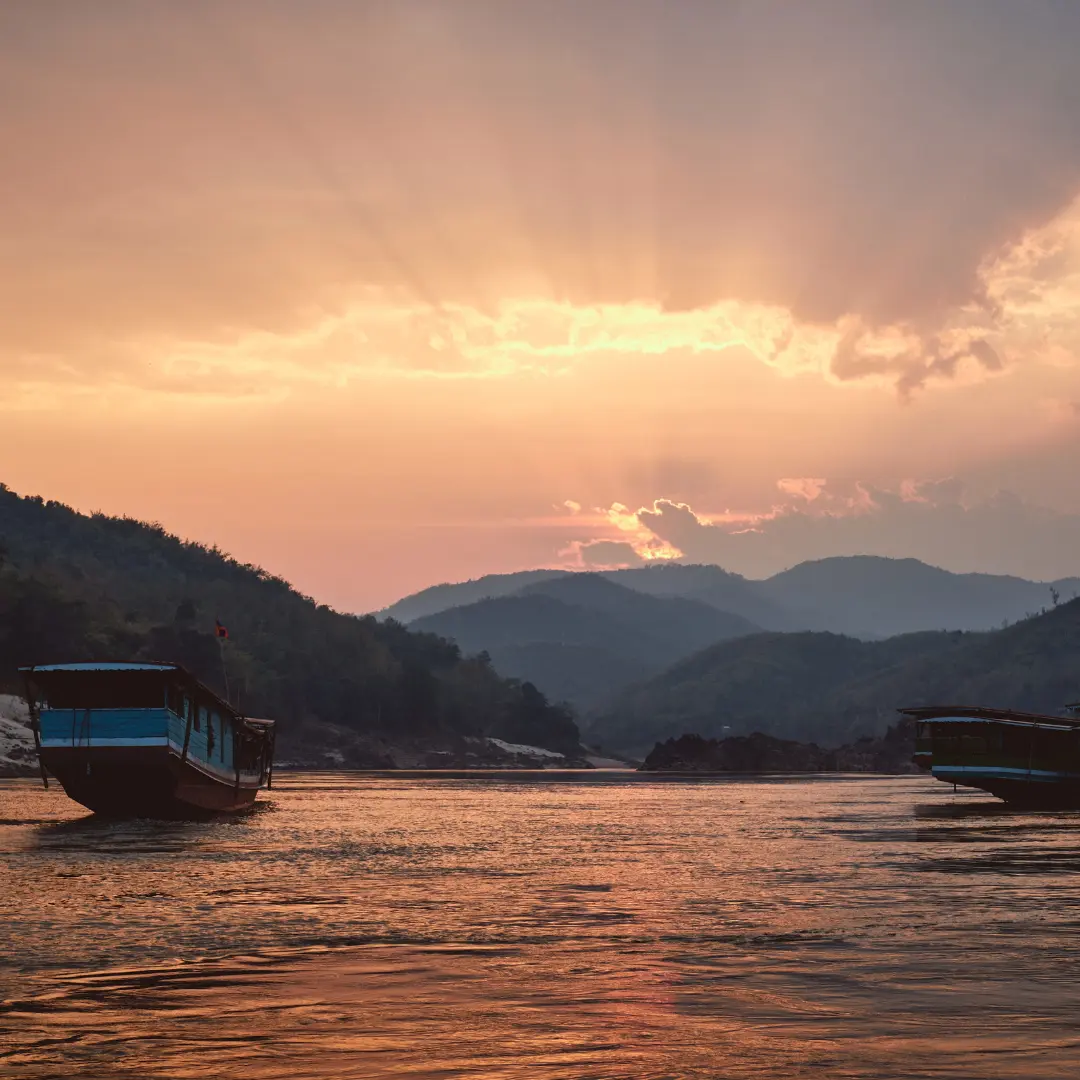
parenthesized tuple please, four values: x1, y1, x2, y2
(195, 706, 205, 733)
(34, 672, 169, 709)
(209, 712, 224, 760)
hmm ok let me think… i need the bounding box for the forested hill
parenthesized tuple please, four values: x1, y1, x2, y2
(0, 486, 582, 764)
(409, 574, 759, 710)
(588, 598, 1080, 756)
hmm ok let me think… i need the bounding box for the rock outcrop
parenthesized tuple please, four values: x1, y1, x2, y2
(640, 718, 918, 774)
(0, 694, 37, 778)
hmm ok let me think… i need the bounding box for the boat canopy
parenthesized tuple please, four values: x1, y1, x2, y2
(900, 704, 1080, 729)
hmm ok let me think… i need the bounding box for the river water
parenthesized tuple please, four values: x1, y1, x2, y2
(3, 771, 1080, 1078)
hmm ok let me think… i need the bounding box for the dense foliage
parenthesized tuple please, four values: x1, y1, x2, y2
(0, 486, 581, 756)
(590, 602, 1080, 755)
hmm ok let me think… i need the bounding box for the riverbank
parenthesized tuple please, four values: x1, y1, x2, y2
(0, 696, 594, 776)
(275, 730, 596, 770)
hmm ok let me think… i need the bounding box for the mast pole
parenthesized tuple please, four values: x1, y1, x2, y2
(218, 635, 231, 707)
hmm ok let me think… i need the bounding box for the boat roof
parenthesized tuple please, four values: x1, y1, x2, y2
(19, 660, 260, 725)
(899, 704, 1080, 728)
(20, 662, 178, 673)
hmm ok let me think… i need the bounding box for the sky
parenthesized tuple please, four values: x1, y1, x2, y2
(5, 0, 1080, 610)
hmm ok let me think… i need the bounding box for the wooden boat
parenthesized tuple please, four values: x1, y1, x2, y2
(20, 662, 275, 818)
(902, 703, 1080, 807)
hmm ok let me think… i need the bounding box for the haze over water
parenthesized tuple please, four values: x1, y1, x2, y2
(3, 772, 1080, 1078)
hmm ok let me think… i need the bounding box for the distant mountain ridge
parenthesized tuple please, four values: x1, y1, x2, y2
(381, 557, 1080, 715)
(380, 557, 1080, 639)
(756, 557, 1080, 638)
(383, 570, 567, 624)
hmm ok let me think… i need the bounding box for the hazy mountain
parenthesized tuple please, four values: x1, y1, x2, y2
(411, 574, 760, 710)
(474, 642, 644, 713)
(589, 597, 1080, 756)
(378, 570, 566, 623)
(520, 573, 760, 645)
(598, 564, 792, 629)
(0, 486, 583, 764)
(756, 556, 1080, 637)
(380, 557, 1080, 640)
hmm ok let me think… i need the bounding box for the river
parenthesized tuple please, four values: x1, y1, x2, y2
(3, 771, 1080, 1078)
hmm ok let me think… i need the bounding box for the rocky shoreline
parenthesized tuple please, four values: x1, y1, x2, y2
(275, 732, 594, 771)
(0, 695, 37, 778)
(639, 718, 918, 775)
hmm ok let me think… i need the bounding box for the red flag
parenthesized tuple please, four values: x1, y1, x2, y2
(215, 619, 229, 640)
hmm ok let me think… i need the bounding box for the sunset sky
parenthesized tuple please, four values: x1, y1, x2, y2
(5, 1, 1080, 610)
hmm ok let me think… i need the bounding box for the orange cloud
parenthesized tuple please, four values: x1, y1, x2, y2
(776, 477, 827, 503)
(8, 6, 1080, 407)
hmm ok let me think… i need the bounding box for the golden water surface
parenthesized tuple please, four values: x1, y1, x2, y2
(3, 772, 1080, 1078)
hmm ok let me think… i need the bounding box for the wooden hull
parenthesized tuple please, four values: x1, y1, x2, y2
(979, 777, 1080, 809)
(932, 766, 1080, 809)
(40, 744, 262, 819)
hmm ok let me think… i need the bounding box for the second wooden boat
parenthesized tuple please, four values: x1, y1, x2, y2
(903, 703, 1080, 807)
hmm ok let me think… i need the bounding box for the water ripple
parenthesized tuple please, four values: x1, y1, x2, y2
(3, 773, 1080, 1077)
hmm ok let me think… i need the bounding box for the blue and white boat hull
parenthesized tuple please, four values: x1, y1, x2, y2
(23, 663, 274, 819)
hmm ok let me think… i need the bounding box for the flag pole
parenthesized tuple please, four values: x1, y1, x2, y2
(216, 624, 231, 707)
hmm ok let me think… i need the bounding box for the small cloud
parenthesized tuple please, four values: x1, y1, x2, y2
(899, 477, 966, 506)
(561, 499, 582, 514)
(559, 539, 645, 570)
(776, 477, 826, 502)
